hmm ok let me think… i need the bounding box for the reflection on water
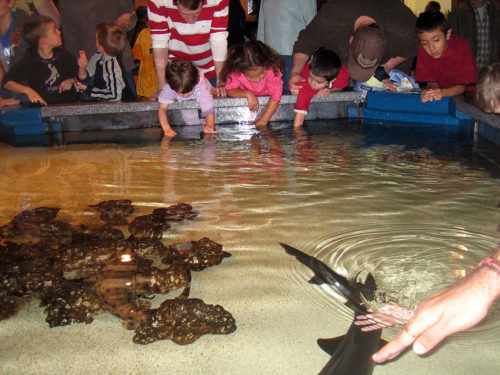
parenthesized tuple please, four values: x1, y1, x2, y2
(0, 120, 499, 375)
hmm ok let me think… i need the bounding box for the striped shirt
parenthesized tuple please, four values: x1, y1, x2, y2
(148, 0, 229, 79)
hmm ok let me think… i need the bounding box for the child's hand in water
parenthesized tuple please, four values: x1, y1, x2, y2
(162, 127, 177, 138)
(246, 92, 259, 112)
(202, 125, 219, 134)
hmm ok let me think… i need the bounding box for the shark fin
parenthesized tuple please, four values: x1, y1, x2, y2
(317, 335, 346, 356)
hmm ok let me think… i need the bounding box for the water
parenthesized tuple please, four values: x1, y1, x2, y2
(0, 120, 499, 374)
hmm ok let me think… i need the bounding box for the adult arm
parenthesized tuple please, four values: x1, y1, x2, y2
(153, 47, 169, 89)
(288, 53, 309, 94)
(148, 0, 171, 90)
(372, 246, 500, 363)
(209, 0, 229, 86)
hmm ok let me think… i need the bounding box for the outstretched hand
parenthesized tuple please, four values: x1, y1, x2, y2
(371, 264, 498, 363)
(355, 303, 415, 331)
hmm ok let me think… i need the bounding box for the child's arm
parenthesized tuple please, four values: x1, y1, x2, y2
(77, 50, 88, 81)
(293, 112, 306, 128)
(3, 81, 47, 106)
(226, 88, 259, 112)
(256, 98, 279, 126)
(158, 102, 177, 138)
(203, 113, 218, 134)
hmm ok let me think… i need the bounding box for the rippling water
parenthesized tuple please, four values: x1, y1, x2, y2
(0, 120, 499, 374)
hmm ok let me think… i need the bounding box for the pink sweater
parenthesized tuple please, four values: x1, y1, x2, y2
(224, 68, 283, 101)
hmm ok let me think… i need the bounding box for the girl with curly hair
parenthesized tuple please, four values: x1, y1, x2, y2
(220, 40, 284, 126)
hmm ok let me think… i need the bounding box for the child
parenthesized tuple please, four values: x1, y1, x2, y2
(2, 15, 78, 105)
(131, 10, 158, 100)
(76, 22, 135, 102)
(293, 48, 349, 127)
(220, 40, 284, 126)
(158, 58, 218, 138)
(415, 11, 478, 103)
(475, 63, 500, 114)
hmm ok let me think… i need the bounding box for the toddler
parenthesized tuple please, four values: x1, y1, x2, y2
(415, 11, 478, 102)
(293, 48, 349, 127)
(220, 40, 284, 126)
(475, 63, 500, 114)
(76, 22, 135, 101)
(158, 58, 218, 138)
(3, 15, 78, 105)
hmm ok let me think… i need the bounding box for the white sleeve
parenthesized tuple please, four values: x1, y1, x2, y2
(210, 31, 228, 62)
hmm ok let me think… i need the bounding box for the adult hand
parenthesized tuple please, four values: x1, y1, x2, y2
(355, 303, 415, 331)
(211, 87, 226, 98)
(372, 265, 497, 363)
(383, 79, 398, 91)
(288, 73, 305, 95)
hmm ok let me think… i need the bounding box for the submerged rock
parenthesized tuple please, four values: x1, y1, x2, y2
(88, 200, 134, 225)
(133, 298, 236, 345)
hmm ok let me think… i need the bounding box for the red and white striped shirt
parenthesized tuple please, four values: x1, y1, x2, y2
(148, 0, 229, 79)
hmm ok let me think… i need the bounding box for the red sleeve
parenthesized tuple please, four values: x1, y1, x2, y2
(294, 81, 316, 113)
(148, 0, 171, 36)
(330, 65, 349, 89)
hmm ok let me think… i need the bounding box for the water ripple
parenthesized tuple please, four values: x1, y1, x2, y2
(285, 223, 500, 347)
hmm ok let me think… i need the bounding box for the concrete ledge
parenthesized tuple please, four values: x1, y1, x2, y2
(36, 91, 364, 132)
(40, 91, 365, 117)
(455, 99, 500, 146)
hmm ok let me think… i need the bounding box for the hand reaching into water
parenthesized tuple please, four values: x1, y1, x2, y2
(355, 303, 415, 331)
(367, 248, 500, 363)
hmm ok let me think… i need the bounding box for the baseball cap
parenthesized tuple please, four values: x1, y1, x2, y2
(348, 25, 388, 82)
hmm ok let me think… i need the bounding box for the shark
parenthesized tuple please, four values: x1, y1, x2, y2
(280, 243, 387, 375)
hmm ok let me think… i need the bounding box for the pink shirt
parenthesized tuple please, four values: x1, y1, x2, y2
(224, 68, 283, 101)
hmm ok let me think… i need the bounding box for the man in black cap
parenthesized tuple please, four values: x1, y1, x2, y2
(289, 0, 418, 93)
